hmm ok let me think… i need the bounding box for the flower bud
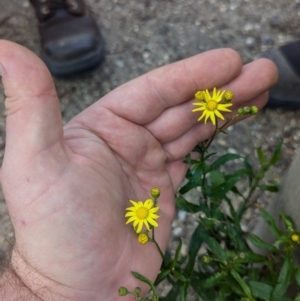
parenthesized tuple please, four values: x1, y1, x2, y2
(224, 91, 234, 102)
(134, 287, 141, 295)
(151, 187, 161, 199)
(195, 90, 205, 101)
(237, 108, 244, 115)
(118, 287, 129, 296)
(138, 233, 149, 245)
(243, 106, 251, 114)
(202, 255, 211, 264)
(250, 106, 259, 114)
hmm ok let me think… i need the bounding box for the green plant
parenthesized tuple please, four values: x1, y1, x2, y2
(119, 88, 300, 301)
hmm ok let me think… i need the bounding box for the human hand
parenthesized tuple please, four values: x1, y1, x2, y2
(0, 40, 277, 300)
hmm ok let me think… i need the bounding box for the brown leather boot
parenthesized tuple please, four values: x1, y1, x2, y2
(30, 0, 105, 77)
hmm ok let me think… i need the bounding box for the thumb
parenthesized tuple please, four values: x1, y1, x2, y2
(0, 40, 63, 169)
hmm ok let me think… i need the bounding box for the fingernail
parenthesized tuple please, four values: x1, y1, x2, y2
(0, 63, 4, 77)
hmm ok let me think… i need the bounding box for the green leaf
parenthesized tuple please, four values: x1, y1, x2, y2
(295, 267, 300, 287)
(171, 239, 183, 269)
(225, 223, 248, 250)
(209, 170, 225, 187)
(243, 156, 255, 186)
(279, 211, 295, 229)
(270, 256, 293, 301)
(259, 184, 279, 192)
(131, 271, 157, 296)
(172, 269, 188, 282)
(205, 169, 249, 199)
(249, 281, 273, 300)
(184, 224, 204, 276)
(260, 209, 283, 238)
(273, 235, 291, 249)
(209, 153, 242, 171)
(179, 282, 189, 301)
(180, 164, 204, 194)
(162, 250, 173, 267)
(247, 233, 278, 252)
(155, 269, 171, 286)
(196, 227, 226, 262)
(191, 144, 203, 154)
(237, 250, 268, 264)
(257, 146, 267, 166)
(200, 272, 224, 288)
(269, 142, 283, 165)
(226, 277, 245, 296)
(175, 195, 200, 213)
(230, 185, 245, 198)
(230, 270, 253, 299)
(190, 278, 214, 301)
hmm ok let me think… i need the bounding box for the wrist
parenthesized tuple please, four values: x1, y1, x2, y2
(0, 267, 42, 301)
(3, 250, 69, 301)
(5, 250, 116, 301)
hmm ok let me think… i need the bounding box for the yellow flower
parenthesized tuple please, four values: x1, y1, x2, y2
(192, 87, 233, 125)
(125, 199, 160, 233)
(291, 233, 300, 243)
(138, 233, 149, 245)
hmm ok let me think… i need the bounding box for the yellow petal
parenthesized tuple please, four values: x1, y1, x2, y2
(148, 218, 159, 227)
(126, 216, 137, 224)
(126, 206, 136, 211)
(216, 90, 225, 102)
(125, 212, 135, 217)
(149, 206, 159, 214)
(210, 111, 216, 125)
(205, 89, 211, 101)
(192, 107, 206, 112)
(218, 104, 232, 112)
(129, 200, 139, 208)
(198, 111, 206, 121)
(215, 110, 225, 120)
(133, 219, 139, 228)
(144, 199, 154, 209)
(149, 214, 160, 220)
(212, 87, 217, 99)
(144, 219, 151, 231)
(204, 111, 210, 124)
(137, 221, 143, 233)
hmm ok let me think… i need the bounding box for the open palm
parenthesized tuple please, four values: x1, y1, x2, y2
(0, 40, 277, 301)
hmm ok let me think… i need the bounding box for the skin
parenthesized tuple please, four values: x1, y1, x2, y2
(0, 40, 278, 300)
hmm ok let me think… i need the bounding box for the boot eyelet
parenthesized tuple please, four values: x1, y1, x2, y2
(41, 6, 50, 14)
(69, 0, 79, 10)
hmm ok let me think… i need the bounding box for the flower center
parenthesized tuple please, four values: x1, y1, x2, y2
(207, 100, 218, 111)
(136, 207, 149, 219)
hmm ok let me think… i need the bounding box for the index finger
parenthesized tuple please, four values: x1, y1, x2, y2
(98, 48, 243, 124)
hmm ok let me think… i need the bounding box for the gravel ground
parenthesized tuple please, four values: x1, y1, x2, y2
(0, 0, 300, 284)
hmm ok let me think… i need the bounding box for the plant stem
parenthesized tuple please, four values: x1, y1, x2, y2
(152, 228, 164, 260)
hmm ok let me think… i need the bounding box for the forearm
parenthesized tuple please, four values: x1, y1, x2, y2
(0, 268, 42, 301)
(0, 250, 110, 301)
